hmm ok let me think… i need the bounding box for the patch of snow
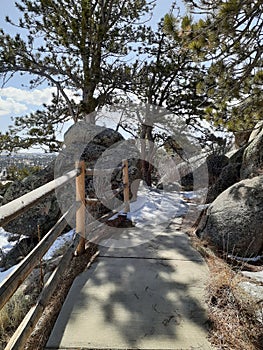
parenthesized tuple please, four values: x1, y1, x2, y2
(0, 227, 16, 256)
(98, 184, 205, 248)
(43, 229, 75, 261)
(0, 229, 75, 287)
(180, 189, 207, 200)
(0, 264, 18, 284)
(109, 184, 207, 229)
(242, 270, 263, 284)
(115, 184, 189, 227)
(197, 204, 210, 210)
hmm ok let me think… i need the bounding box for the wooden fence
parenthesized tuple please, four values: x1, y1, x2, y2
(0, 159, 130, 350)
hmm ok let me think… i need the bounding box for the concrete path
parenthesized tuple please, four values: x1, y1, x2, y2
(46, 219, 212, 349)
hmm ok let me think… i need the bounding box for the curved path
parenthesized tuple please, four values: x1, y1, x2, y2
(46, 218, 213, 350)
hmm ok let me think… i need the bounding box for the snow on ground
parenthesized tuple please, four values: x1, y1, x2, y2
(0, 264, 18, 284)
(0, 227, 75, 284)
(228, 254, 263, 263)
(105, 183, 199, 248)
(0, 227, 17, 255)
(43, 229, 75, 261)
(127, 185, 189, 227)
(242, 270, 263, 283)
(180, 190, 206, 200)
(0, 184, 203, 281)
(0, 228, 20, 283)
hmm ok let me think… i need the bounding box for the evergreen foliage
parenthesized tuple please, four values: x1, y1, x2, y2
(165, 0, 263, 132)
(0, 0, 155, 151)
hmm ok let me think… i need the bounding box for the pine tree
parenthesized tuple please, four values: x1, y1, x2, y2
(117, 18, 209, 185)
(0, 0, 154, 151)
(165, 0, 263, 133)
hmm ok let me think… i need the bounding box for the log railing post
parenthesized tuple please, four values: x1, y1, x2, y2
(122, 159, 130, 215)
(75, 160, 86, 255)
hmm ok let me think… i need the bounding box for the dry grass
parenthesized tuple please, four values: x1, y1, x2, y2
(185, 220, 263, 350)
(0, 290, 34, 349)
(205, 255, 263, 350)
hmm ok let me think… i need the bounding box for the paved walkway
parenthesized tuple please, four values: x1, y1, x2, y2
(46, 219, 212, 349)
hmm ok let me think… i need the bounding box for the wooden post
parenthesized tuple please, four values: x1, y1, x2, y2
(122, 159, 130, 215)
(75, 160, 86, 255)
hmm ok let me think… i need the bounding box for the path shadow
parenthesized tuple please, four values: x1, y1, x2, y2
(47, 224, 211, 349)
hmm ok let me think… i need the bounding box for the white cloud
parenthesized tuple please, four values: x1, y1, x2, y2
(0, 87, 57, 115)
(0, 86, 81, 133)
(0, 87, 82, 118)
(0, 96, 28, 116)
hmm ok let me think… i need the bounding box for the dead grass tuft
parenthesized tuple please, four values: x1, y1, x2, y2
(184, 211, 263, 349)
(206, 256, 263, 350)
(0, 290, 34, 348)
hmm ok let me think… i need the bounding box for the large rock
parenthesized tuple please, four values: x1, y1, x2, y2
(178, 154, 228, 191)
(1, 124, 141, 269)
(198, 175, 263, 257)
(241, 121, 263, 179)
(64, 121, 123, 147)
(234, 130, 251, 148)
(228, 145, 246, 165)
(0, 236, 36, 270)
(2, 161, 60, 238)
(206, 154, 229, 185)
(55, 124, 141, 219)
(205, 162, 241, 203)
(56, 124, 139, 174)
(248, 121, 263, 142)
(3, 125, 141, 236)
(86, 139, 142, 216)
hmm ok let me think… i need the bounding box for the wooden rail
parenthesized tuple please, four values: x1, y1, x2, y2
(86, 165, 123, 176)
(122, 159, 130, 215)
(0, 169, 78, 227)
(0, 158, 130, 350)
(0, 205, 75, 310)
(5, 236, 81, 350)
(75, 160, 86, 255)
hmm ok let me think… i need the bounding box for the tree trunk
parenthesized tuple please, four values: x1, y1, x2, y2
(140, 123, 155, 187)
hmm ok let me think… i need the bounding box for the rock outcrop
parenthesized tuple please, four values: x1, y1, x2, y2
(0, 236, 36, 270)
(1, 123, 141, 269)
(198, 175, 263, 257)
(3, 123, 141, 240)
(228, 145, 247, 165)
(205, 162, 241, 203)
(248, 121, 263, 142)
(241, 121, 263, 179)
(55, 122, 141, 219)
(206, 154, 229, 185)
(2, 161, 60, 238)
(178, 154, 228, 191)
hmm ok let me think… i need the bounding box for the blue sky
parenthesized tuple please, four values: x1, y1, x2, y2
(0, 0, 187, 137)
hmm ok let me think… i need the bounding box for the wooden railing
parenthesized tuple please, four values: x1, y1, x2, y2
(0, 169, 78, 227)
(0, 159, 130, 350)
